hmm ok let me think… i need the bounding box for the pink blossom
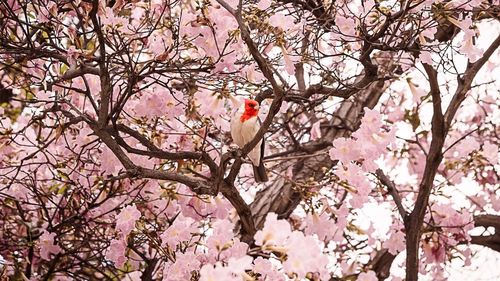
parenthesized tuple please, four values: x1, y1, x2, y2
(280, 101, 289, 113)
(254, 213, 292, 249)
(358, 270, 378, 281)
(329, 137, 361, 164)
(52, 274, 72, 281)
(491, 193, 500, 212)
(257, 0, 272, 10)
(101, 7, 127, 27)
(134, 87, 184, 119)
(407, 78, 427, 103)
(253, 257, 285, 281)
(383, 229, 406, 255)
(36, 90, 55, 102)
(206, 220, 248, 263)
(460, 248, 472, 267)
(361, 108, 383, 130)
(310, 120, 322, 140)
(419, 51, 433, 65)
(281, 47, 296, 75)
(432, 204, 473, 240)
(73, 125, 96, 148)
(481, 141, 499, 164)
(213, 52, 239, 73)
(421, 26, 437, 41)
(148, 30, 173, 56)
(422, 233, 445, 264)
(116, 204, 141, 236)
(362, 130, 396, 164)
(100, 146, 122, 175)
(161, 215, 197, 248)
(105, 238, 127, 267)
(192, 28, 219, 58)
(283, 231, 329, 279)
(244, 65, 266, 82)
(335, 162, 362, 183)
(66, 46, 81, 67)
(459, 33, 484, 63)
(350, 193, 369, 208)
(5, 183, 30, 201)
(161, 119, 196, 152)
(448, 16, 473, 38)
(454, 136, 480, 157)
(194, 89, 226, 119)
(471, 194, 487, 208)
(269, 13, 295, 29)
(1, 0, 498, 278)
(408, 149, 427, 179)
(37, 1, 57, 23)
(226, 255, 253, 276)
(199, 263, 232, 281)
(163, 251, 201, 281)
(304, 212, 336, 241)
(89, 195, 127, 220)
(212, 196, 232, 219)
(210, 6, 237, 31)
(39, 231, 62, 260)
(130, 4, 144, 21)
(335, 14, 356, 37)
(5, 0, 20, 11)
(140, 180, 162, 201)
(219, 239, 249, 262)
(181, 195, 219, 220)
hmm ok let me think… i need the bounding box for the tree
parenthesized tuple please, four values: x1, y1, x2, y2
(0, 0, 499, 280)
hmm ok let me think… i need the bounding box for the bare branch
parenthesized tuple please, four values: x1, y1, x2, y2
(90, 0, 112, 129)
(375, 169, 408, 221)
(444, 33, 500, 131)
(405, 63, 445, 281)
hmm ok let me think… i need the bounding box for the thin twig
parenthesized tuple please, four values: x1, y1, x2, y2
(375, 169, 408, 220)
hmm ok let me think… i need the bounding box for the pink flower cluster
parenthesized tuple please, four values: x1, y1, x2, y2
(254, 213, 330, 280)
(329, 108, 396, 171)
(329, 108, 396, 207)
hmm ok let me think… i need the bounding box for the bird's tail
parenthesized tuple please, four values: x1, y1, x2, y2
(253, 161, 268, 183)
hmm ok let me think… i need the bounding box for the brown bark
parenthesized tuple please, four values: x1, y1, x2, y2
(405, 63, 445, 281)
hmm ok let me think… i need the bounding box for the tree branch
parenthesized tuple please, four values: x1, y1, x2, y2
(90, 0, 112, 129)
(402, 33, 500, 279)
(90, 125, 216, 196)
(444, 33, 500, 132)
(109, 124, 218, 176)
(220, 181, 256, 244)
(375, 169, 408, 221)
(405, 63, 445, 281)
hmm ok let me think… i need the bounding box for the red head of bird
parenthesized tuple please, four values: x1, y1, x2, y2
(240, 99, 259, 122)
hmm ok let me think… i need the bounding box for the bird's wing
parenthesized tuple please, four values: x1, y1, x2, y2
(240, 116, 259, 143)
(241, 116, 262, 166)
(230, 109, 244, 148)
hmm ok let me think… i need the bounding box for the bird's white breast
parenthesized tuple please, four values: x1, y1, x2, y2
(230, 107, 262, 165)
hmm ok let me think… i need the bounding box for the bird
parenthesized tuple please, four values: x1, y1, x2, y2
(230, 98, 268, 182)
